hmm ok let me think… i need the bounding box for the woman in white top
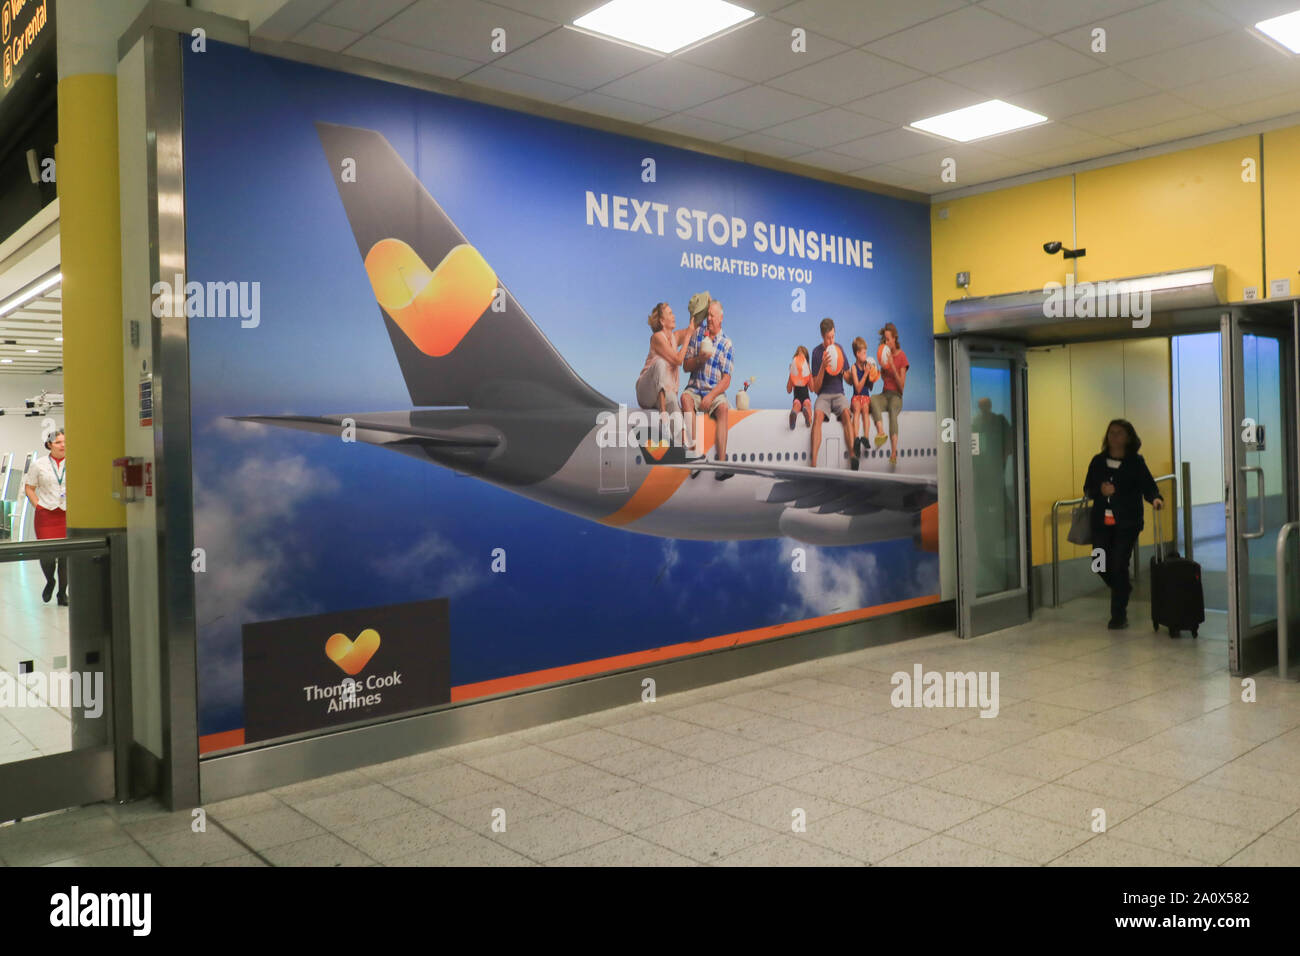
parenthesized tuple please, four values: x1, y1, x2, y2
(24, 429, 68, 605)
(634, 302, 690, 442)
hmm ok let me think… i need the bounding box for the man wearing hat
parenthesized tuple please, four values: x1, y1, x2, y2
(681, 297, 735, 481)
(687, 290, 711, 329)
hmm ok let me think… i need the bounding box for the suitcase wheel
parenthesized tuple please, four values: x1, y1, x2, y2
(1191, 628, 1198, 639)
(1168, 627, 1182, 639)
(1152, 622, 1159, 632)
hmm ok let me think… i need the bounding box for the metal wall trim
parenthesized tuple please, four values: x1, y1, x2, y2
(200, 600, 954, 802)
(0, 747, 115, 824)
(142, 27, 200, 809)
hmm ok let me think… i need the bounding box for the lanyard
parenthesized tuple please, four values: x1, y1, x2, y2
(51, 457, 65, 486)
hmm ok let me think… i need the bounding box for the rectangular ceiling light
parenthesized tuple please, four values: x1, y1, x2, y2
(573, 0, 754, 54)
(910, 100, 1047, 142)
(1255, 10, 1300, 53)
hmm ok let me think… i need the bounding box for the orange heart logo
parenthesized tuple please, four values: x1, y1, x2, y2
(324, 628, 381, 675)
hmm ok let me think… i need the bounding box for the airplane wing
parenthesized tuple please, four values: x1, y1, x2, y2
(661, 459, 936, 513)
(232, 414, 501, 451)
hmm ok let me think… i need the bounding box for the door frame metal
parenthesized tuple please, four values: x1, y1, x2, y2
(1221, 306, 1299, 675)
(952, 335, 1031, 638)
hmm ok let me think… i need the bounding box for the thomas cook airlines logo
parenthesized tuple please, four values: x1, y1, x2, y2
(363, 238, 498, 356)
(324, 628, 381, 675)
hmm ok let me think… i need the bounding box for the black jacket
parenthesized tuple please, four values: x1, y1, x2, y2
(1083, 452, 1162, 532)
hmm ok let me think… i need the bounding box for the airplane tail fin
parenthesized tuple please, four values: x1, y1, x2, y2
(315, 122, 612, 411)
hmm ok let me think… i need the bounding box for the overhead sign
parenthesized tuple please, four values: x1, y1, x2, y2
(1, 0, 52, 97)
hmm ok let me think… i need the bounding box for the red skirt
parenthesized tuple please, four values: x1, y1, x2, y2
(34, 505, 67, 539)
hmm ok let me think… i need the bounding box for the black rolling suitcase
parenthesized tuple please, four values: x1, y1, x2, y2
(1148, 507, 1203, 638)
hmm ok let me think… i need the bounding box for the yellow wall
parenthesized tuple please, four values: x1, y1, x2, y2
(57, 73, 126, 531)
(931, 176, 1074, 334)
(1028, 339, 1172, 567)
(1075, 137, 1261, 302)
(1264, 126, 1300, 296)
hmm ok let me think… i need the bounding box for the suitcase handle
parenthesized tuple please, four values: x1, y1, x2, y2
(1159, 502, 1170, 561)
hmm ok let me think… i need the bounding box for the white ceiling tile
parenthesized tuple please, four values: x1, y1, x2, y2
(1012, 68, 1158, 118)
(374, 0, 556, 63)
(647, 113, 749, 142)
(1201, 0, 1300, 27)
(595, 59, 748, 112)
(674, 16, 850, 84)
(345, 35, 481, 78)
(460, 64, 585, 103)
(1226, 88, 1300, 123)
(767, 49, 925, 106)
(1119, 30, 1287, 89)
(864, 6, 1042, 73)
(685, 85, 827, 130)
(489, 26, 661, 88)
(770, 0, 968, 47)
(833, 126, 944, 163)
(761, 108, 893, 149)
(791, 149, 878, 174)
(1065, 92, 1204, 134)
(1023, 138, 1131, 168)
(723, 131, 811, 159)
(976, 0, 1151, 35)
(293, 21, 363, 52)
(1109, 112, 1235, 147)
(1173, 59, 1300, 110)
(1051, 0, 1240, 64)
(843, 76, 987, 124)
(939, 40, 1102, 97)
(975, 121, 1112, 158)
(563, 91, 670, 124)
(486, 0, 606, 22)
(854, 163, 936, 190)
(319, 0, 417, 33)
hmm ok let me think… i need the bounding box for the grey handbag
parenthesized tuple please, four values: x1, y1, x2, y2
(1066, 499, 1092, 545)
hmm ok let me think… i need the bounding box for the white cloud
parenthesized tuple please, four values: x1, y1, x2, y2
(779, 538, 888, 619)
(193, 452, 341, 708)
(372, 532, 480, 598)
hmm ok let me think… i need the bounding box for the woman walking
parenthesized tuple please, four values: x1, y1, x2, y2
(1083, 419, 1163, 629)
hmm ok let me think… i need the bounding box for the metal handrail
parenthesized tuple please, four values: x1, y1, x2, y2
(1050, 495, 1087, 608)
(1279, 522, 1299, 682)
(0, 537, 110, 563)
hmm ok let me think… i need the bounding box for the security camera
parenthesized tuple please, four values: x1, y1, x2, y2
(1043, 241, 1085, 259)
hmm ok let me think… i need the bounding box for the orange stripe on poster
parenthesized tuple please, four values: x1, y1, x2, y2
(198, 592, 942, 755)
(198, 728, 246, 755)
(601, 408, 755, 527)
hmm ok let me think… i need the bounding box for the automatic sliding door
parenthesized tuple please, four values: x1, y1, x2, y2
(954, 338, 1030, 638)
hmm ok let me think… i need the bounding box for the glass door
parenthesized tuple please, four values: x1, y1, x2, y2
(953, 337, 1030, 638)
(1221, 307, 1299, 675)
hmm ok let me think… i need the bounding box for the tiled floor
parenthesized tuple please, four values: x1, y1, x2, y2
(0, 560, 72, 766)
(4, 593, 1300, 866)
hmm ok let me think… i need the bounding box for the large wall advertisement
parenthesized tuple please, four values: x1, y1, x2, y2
(182, 41, 937, 753)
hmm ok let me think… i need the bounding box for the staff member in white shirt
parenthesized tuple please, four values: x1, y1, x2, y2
(24, 429, 68, 605)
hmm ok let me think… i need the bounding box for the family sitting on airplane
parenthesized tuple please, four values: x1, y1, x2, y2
(635, 294, 907, 475)
(791, 318, 909, 469)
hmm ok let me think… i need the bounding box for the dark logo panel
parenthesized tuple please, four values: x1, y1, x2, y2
(242, 598, 450, 745)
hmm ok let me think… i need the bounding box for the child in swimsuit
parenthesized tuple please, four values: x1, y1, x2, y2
(787, 345, 812, 429)
(847, 336, 880, 456)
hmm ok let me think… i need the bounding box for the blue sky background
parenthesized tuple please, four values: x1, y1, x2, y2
(184, 41, 937, 738)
